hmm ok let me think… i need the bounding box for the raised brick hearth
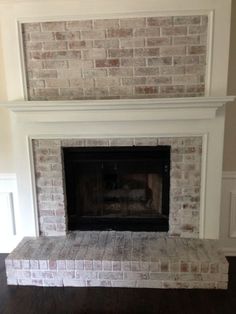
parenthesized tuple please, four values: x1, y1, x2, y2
(5, 232, 228, 289)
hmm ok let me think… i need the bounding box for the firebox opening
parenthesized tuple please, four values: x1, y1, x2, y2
(63, 146, 170, 231)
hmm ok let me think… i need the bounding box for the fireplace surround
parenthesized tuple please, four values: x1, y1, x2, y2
(4, 96, 233, 240)
(32, 134, 202, 237)
(2, 96, 234, 288)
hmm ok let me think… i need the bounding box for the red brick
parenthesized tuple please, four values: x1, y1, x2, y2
(188, 45, 206, 55)
(31, 32, 55, 41)
(147, 37, 171, 46)
(81, 30, 105, 40)
(82, 49, 106, 60)
(22, 23, 41, 32)
(107, 28, 133, 38)
(134, 27, 160, 37)
(173, 16, 201, 25)
(34, 88, 59, 97)
(83, 69, 107, 78)
(94, 39, 119, 48)
(60, 88, 84, 98)
(84, 87, 109, 97)
(185, 64, 205, 74)
(135, 86, 158, 94)
(135, 67, 159, 76)
(55, 31, 80, 40)
(135, 48, 159, 57)
(26, 42, 42, 50)
(95, 59, 120, 68)
(147, 57, 172, 66)
(27, 60, 43, 69)
(43, 42, 67, 51)
(186, 85, 205, 93)
(160, 66, 185, 75)
(43, 60, 68, 69)
(109, 68, 133, 76)
(189, 25, 207, 34)
(68, 41, 93, 49)
(108, 48, 133, 58)
(160, 85, 185, 93)
(162, 26, 187, 36)
(146, 76, 172, 84)
(95, 77, 120, 87)
(147, 17, 173, 27)
(160, 46, 186, 56)
(35, 69, 58, 78)
(41, 51, 81, 60)
(122, 77, 146, 85)
(121, 58, 146, 67)
(120, 38, 145, 48)
(70, 78, 94, 88)
(46, 79, 69, 88)
(173, 56, 199, 65)
(180, 261, 189, 272)
(109, 86, 133, 96)
(173, 36, 200, 45)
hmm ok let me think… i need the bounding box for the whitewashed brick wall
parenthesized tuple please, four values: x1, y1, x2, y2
(22, 15, 208, 100)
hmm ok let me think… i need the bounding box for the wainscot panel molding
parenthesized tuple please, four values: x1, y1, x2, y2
(220, 171, 236, 256)
(0, 174, 22, 253)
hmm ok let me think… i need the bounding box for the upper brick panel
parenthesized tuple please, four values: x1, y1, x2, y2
(22, 15, 208, 100)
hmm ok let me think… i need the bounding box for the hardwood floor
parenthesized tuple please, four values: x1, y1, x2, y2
(0, 254, 236, 314)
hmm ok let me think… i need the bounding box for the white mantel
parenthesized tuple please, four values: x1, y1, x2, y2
(0, 96, 234, 242)
(2, 96, 233, 122)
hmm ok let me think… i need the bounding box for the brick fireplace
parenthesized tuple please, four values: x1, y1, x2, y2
(33, 136, 202, 238)
(1, 8, 234, 289)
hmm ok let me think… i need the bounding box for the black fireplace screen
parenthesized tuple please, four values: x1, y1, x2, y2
(63, 146, 170, 231)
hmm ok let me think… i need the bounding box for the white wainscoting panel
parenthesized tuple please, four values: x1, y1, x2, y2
(229, 191, 236, 238)
(220, 172, 236, 256)
(0, 174, 22, 253)
(0, 192, 16, 236)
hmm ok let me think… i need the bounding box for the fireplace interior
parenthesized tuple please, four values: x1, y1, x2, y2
(63, 146, 170, 231)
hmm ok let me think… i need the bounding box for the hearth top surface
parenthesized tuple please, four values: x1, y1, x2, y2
(7, 232, 226, 264)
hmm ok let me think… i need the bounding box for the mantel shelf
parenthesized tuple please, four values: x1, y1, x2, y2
(0, 96, 234, 123)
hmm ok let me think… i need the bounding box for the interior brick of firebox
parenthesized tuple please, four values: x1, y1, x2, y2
(22, 15, 208, 100)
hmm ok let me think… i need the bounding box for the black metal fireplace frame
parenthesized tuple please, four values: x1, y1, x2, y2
(63, 146, 170, 232)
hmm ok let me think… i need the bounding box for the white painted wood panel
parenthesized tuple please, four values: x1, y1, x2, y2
(220, 172, 236, 256)
(0, 174, 22, 253)
(0, 192, 16, 236)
